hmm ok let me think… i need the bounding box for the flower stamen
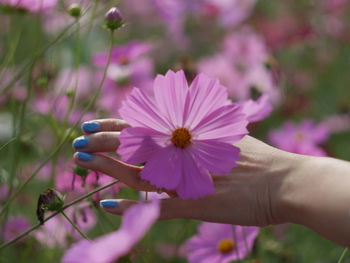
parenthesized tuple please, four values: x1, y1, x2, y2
(171, 128, 192, 148)
(217, 239, 235, 254)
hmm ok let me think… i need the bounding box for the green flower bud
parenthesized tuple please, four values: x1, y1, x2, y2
(68, 3, 82, 18)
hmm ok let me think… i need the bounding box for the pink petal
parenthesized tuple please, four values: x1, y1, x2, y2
(190, 141, 240, 174)
(119, 88, 173, 133)
(239, 94, 273, 122)
(118, 127, 168, 164)
(141, 146, 183, 190)
(193, 104, 249, 143)
(62, 201, 160, 263)
(184, 73, 230, 129)
(153, 70, 189, 127)
(176, 150, 214, 199)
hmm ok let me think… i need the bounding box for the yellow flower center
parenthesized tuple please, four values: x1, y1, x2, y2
(171, 128, 192, 148)
(217, 239, 235, 254)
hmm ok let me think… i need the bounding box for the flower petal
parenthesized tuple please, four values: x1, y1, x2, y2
(62, 201, 160, 263)
(190, 141, 240, 174)
(184, 73, 230, 129)
(239, 94, 273, 122)
(176, 150, 214, 199)
(118, 127, 168, 164)
(193, 104, 248, 143)
(141, 146, 183, 190)
(153, 70, 189, 127)
(119, 88, 173, 133)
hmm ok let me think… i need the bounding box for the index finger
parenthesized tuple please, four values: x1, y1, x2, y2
(81, 119, 130, 134)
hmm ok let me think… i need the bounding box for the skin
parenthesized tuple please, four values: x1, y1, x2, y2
(73, 118, 350, 247)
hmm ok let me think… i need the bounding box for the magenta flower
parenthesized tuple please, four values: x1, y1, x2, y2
(3, 216, 30, 242)
(62, 200, 160, 263)
(118, 70, 249, 199)
(93, 41, 154, 116)
(184, 222, 259, 263)
(268, 119, 330, 156)
(0, 0, 57, 12)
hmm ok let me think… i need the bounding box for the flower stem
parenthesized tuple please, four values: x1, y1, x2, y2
(61, 210, 90, 240)
(0, 29, 115, 217)
(337, 248, 349, 263)
(0, 180, 119, 250)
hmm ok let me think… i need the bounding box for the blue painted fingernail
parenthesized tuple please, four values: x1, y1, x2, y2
(100, 200, 118, 208)
(76, 152, 94, 162)
(72, 137, 89, 149)
(82, 122, 100, 133)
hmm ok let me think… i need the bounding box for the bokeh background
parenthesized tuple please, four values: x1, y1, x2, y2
(0, 0, 350, 262)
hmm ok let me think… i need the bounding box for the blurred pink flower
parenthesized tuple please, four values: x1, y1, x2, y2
(62, 200, 160, 263)
(3, 216, 30, 242)
(34, 203, 96, 248)
(268, 120, 330, 156)
(198, 28, 280, 105)
(196, 0, 257, 27)
(0, 184, 9, 202)
(183, 223, 259, 263)
(0, 0, 57, 12)
(321, 114, 350, 133)
(118, 70, 248, 199)
(93, 41, 154, 116)
(140, 191, 169, 200)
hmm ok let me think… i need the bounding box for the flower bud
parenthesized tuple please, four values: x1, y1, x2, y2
(37, 189, 65, 224)
(73, 166, 89, 178)
(68, 3, 82, 18)
(104, 7, 123, 31)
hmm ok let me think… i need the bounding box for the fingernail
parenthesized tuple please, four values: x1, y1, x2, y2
(100, 200, 118, 208)
(82, 122, 100, 133)
(76, 152, 94, 162)
(72, 137, 89, 149)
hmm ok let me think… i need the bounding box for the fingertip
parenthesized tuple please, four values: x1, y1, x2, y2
(81, 121, 100, 133)
(74, 152, 94, 162)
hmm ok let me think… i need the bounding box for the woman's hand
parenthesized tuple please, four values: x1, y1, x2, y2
(72, 118, 299, 227)
(72, 118, 350, 246)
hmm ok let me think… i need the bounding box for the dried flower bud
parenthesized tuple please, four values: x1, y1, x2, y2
(104, 7, 123, 31)
(68, 3, 82, 18)
(36, 189, 65, 224)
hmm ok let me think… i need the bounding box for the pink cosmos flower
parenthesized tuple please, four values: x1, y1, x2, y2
(62, 200, 160, 263)
(3, 216, 30, 242)
(183, 223, 259, 263)
(268, 120, 330, 156)
(93, 41, 154, 116)
(198, 28, 280, 106)
(118, 70, 249, 199)
(196, 0, 257, 27)
(0, 0, 57, 12)
(34, 203, 96, 248)
(239, 94, 273, 122)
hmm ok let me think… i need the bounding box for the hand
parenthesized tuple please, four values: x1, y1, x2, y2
(72, 118, 298, 227)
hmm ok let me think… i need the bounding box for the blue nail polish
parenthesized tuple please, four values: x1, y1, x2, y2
(100, 200, 118, 208)
(73, 137, 89, 149)
(76, 152, 94, 162)
(82, 122, 100, 133)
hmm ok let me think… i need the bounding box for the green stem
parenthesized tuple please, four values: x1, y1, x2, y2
(337, 248, 349, 263)
(0, 180, 119, 250)
(0, 29, 115, 217)
(61, 210, 90, 240)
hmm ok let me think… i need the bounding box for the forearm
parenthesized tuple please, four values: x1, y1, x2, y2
(279, 154, 350, 246)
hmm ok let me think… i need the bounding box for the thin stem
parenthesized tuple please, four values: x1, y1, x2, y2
(0, 29, 115, 217)
(0, 180, 119, 250)
(337, 248, 349, 263)
(0, 137, 16, 152)
(61, 210, 90, 240)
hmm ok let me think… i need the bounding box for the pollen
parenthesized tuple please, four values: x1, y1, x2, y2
(217, 239, 235, 254)
(171, 128, 192, 148)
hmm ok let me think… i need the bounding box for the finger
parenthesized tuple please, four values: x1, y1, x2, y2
(73, 152, 157, 191)
(72, 132, 120, 153)
(99, 198, 209, 220)
(81, 119, 129, 134)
